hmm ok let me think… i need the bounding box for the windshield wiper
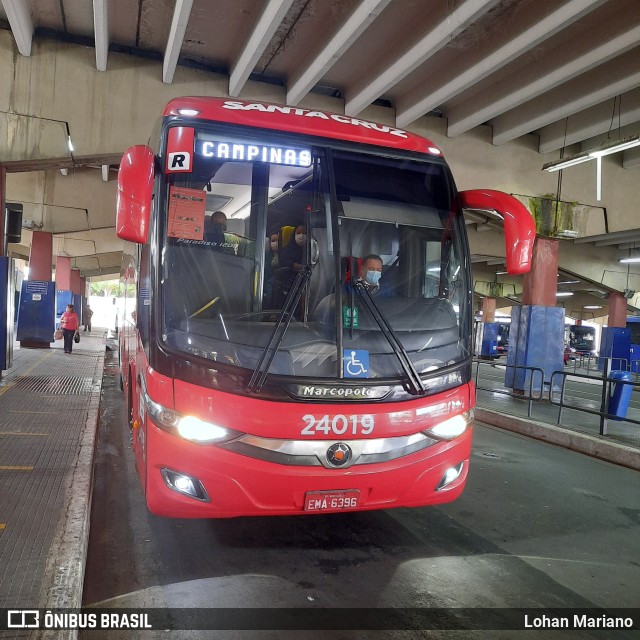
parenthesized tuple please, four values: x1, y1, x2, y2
(248, 265, 312, 393)
(354, 281, 426, 396)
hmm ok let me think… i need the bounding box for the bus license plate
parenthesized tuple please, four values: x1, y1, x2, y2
(304, 490, 360, 512)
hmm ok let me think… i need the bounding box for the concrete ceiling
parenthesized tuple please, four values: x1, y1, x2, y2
(1, 0, 640, 315)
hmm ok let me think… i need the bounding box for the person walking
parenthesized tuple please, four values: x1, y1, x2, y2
(60, 303, 80, 354)
(83, 305, 93, 332)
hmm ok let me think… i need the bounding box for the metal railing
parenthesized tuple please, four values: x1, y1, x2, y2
(472, 359, 544, 418)
(550, 363, 640, 436)
(474, 357, 640, 446)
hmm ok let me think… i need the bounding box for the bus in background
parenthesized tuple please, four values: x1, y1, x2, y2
(497, 321, 510, 357)
(116, 97, 535, 518)
(566, 324, 598, 357)
(627, 316, 640, 373)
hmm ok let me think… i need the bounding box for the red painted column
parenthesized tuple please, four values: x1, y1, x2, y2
(0, 165, 6, 257)
(29, 231, 53, 281)
(55, 256, 72, 290)
(608, 291, 627, 328)
(70, 268, 82, 295)
(482, 297, 496, 323)
(521, 237, 558, 307)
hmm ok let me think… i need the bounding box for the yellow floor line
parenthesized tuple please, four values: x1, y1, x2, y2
(0, 524, 6, 530)
(0, 431, 49, 436)
(0, 466, 34, 471)
(0, 350, 55, 398)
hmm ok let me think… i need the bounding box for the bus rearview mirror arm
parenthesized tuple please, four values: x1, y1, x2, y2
(459, 189, 536, 275)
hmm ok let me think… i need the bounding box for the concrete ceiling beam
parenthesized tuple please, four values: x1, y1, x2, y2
(229, 0, 294, 98)
(162, 0, 194, 84)
(491, 49, 640, 145)
(93, 0, 109, 71)
(343, 0, 494, 117)
(286, 0, 390, 106)
(447, 12, 640, 137)
(1, 0, 33, 56)
(538, 87, 640, 153)
(396, 0, 604, 129)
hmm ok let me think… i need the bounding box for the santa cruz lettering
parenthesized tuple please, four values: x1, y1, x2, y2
(301, 414, 375, 436)
(222, 100, 408, 139)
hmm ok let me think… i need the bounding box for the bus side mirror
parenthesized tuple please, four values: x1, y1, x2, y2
(459, 189, 536, 275)
(116, 145, 155, 244)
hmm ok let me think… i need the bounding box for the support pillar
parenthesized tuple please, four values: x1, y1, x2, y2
(80, 276, 87, 328)
(475, 297, 499, 358)
(521, 237, 558, 306)
(55, 255, 71, 290)
(482, 297, 496, 322)
(70, 268, 82, 315)
(17, 231, 55, 348)
(0, 165, 5, 256)
(0, 166, 10, 373)
(28, 231, 53, 282)
(55, 255, 73, 321)
(507, 237, 565, 393)
(600, 291, 631, 370)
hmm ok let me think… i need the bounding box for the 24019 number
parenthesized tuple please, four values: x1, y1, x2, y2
(301, 414, 375, 436)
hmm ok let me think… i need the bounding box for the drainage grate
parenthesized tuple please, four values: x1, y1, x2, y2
(13, 375, 96, 395)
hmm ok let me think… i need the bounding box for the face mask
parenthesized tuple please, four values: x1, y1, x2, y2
(365, 270, 381, 285)
(270, 241, 278, 252)
(295, 233, 306, 246)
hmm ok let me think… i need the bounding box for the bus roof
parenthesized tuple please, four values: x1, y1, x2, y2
(163, 97, 442, 157)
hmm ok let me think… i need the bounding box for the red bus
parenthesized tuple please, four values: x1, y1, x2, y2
(117, 97, 535, 518)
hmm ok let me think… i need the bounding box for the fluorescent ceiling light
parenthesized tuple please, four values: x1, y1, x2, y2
(619, 256, 640, 264)
(543, 155, 591, 172)
(584, 305, 602, 310)
(588, 137, 640, 158)
(542, 135, 640, 173)
(556, 291, 573, 297)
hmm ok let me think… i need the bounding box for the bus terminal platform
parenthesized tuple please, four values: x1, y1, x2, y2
(0, 334, 639, 633)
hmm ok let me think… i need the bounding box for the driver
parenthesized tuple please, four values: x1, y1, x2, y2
(357, 254, 384, 295)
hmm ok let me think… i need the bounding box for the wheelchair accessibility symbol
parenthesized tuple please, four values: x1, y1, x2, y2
(343, 349, 369, 378)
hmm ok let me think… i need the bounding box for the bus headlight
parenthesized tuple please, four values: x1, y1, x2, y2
(145, 395, 241, 444)
(425, 411, 473, 440)
(177, 415, 235, 443)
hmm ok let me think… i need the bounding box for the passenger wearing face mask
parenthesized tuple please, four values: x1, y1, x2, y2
(278, 224, 305, 272)
(357, 254, 385, 295)
(269, 233, 280, 269)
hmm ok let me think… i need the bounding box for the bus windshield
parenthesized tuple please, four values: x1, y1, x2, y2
(160, 129, 470, 387)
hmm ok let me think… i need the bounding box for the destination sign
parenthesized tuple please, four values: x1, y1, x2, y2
(197, 139, 311, 167)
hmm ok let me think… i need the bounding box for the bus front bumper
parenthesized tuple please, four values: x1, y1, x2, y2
(144, 425, 472, 518)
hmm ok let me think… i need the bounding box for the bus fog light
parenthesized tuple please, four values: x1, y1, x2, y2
(436, 462, 464, 491)
(161, 468, 210, 502)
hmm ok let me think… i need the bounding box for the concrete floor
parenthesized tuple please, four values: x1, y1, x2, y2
(80, 352, 640, 640)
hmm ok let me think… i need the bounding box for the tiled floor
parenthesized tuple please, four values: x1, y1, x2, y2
(0, 330, 105, 623)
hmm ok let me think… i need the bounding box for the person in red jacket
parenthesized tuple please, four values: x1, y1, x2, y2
(60, 303, 80, 354)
